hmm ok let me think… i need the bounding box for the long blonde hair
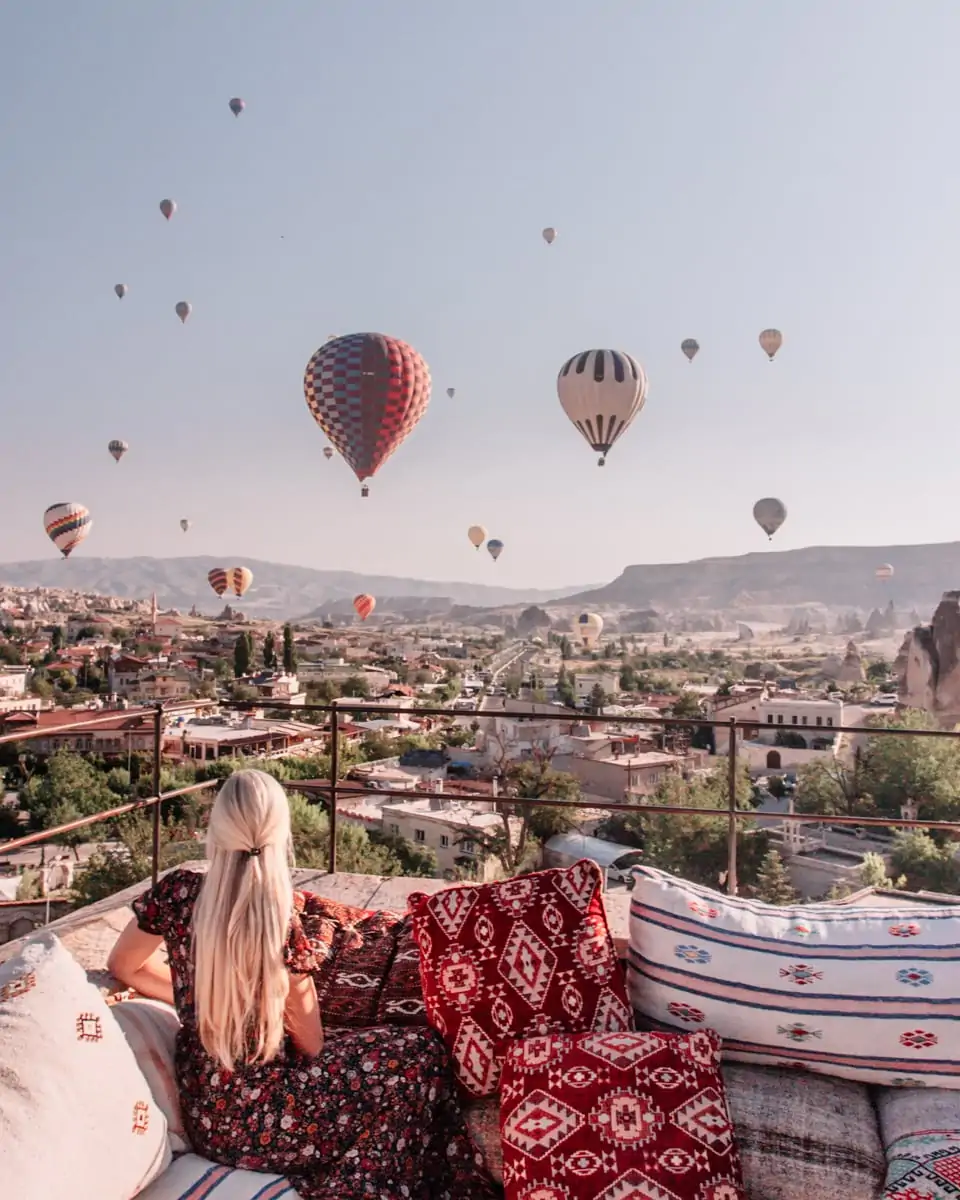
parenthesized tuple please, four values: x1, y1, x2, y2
(192, 770, 294, 1072)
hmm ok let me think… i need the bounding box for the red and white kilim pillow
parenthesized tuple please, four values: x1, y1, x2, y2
(499, 1029, 747, 1200)
(407, 859, 634, 1100)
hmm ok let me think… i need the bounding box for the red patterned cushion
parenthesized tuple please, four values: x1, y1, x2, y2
(499, 1029, 746, 1200)
(408, 860, 634, 1099)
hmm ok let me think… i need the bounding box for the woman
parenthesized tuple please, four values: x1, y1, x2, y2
(108, 769, 494, 1200)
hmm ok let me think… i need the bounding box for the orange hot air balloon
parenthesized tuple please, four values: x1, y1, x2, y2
(353, 593, 376, 621)
(230, 567, 253, 598)
(208, 568, 229, 597)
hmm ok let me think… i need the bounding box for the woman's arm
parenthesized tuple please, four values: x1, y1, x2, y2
(107, 918, 175, 1006)
(284, 972, 323, 1058)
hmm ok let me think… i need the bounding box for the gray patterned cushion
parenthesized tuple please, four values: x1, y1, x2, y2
(722, 1062, 884, 1200)
(875, 1086, 960, 1198)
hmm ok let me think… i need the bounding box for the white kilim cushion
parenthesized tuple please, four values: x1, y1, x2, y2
(0, 932, 171, 1200)
(111, 998, 189, 1154)
(628, 865, 960, 1087)
(136, 1154, 300, 1200)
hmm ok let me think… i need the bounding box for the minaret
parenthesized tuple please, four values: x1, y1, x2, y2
(151, 592, 158, 633)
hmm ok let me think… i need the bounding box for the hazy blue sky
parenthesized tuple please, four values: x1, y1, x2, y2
(3, 1, 960, 590)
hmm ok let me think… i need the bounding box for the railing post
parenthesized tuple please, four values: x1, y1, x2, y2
(151, 704, 163, 885)
(328, 704, 339, 874)
(726, 718, 738, 896)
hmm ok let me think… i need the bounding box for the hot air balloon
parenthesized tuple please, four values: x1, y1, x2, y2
(446, 387, 456, 399)
(43, 503, 92, 558)
(487, 539, 504, 562)
(180, 519, 191, 533)
(876, 564, 895, 581)
(681, 338, 699, 362)
(114, 284, 127, 300)
(159, 199, 176, 221)
(468, 525, 487, 550)
(208, 568, 229, 597)
(175, 301, 191, 324)
(759, 329, 782, 361)
(542, 227, 557, 245)
(304, 333, 431, 496)
(108, 440, 128, 463)
(557, 349, 647, 465)
(228, 97, 245, 117)
(230, 567, 253, 598)
(353, 593, 376, 621)
(575, 611, 604, 649)
(753, 497, 787, 539)
(323, 447, 334, 461)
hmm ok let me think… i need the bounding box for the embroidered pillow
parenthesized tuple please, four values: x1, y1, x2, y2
(0, 933, 171, 1199)
(111, 997, 188, 1153)
(628, 864, 960, 1088)
(499, 1029, 746, 1200)
(408, 859, 633, 1099)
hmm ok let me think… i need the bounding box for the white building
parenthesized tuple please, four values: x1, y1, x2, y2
(706, 690, 844, 750)
(379, 796, 519, 881)
(574, 672, 621, 704)
(478, 699, 580, 765)
(0, 666, 29, 699)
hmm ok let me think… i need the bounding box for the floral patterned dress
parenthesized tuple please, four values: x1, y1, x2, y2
(132, 868, 496, 1200)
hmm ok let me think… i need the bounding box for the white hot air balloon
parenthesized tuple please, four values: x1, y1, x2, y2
(542, 227, 557, 245)
(753, 497, 787, 539)
(759, 329, 783, 360)
(575, 611, 604, 649)
(467, 524, 487, 550)
(876, 563, 894, 581)
(557, 349, 648, 465)
(175, 301, 192, 324)
(107, 439, 128, 463)
(680, 338, 699, 362)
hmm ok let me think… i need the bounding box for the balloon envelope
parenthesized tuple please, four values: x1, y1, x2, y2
(228, 97, 245, 116)
(576, 611, 604, 648)
(180, 519, 191, 533)
(876, 564, 895, 581)
(208, 568, 228, 597)
(557, 349, 647, 464)
(468, 525, 487, 549)
(759, 329, 783, 360)
(753, 497, 787, 538)
(304, 333, 431, 487)
(542, 227, 557, 244)
(159, 199, 176, 220)
(44, 503, 92, 558)
(175, 301, 191, 324)
(114, 284, 127, 299)
(230, 567, 253, 598)
(487, 539, 504, 561)
(108, 439, 128, 463)
(446, 387, 456, 398)
(680, 338, 699, 362)
(323, 447, 334, 461)
(353, 593, 376, 621)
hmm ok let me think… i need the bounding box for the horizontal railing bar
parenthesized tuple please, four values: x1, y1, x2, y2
(0, 779, 219, 855)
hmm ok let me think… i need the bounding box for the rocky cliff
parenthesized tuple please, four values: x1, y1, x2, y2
(897, 592, 960, 725)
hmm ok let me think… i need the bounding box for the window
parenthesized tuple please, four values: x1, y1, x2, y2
(767, 715, 774, 724)
(791, 716, 798, 725)
(440, 835, 449, 848)
(826, 717, 833, 727)
(777, 715, 784, 725)
(462, 839, 476, 855)
(816, 716, 823, 727)
(389, 823, 399, 835)
(414, 829, 425, 843)
(801, 716, 808, 725)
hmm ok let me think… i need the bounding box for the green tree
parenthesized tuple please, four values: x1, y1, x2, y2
(263, 630, 277, 670)
(588, 682, 607, 714)
(368, 828, 438, 877)
(857, 851, 904, 891)
(20, 752, 116, 851)
(861, 710, 960, 821)
(233, 632, 252, 678)
(556, 666, 577, 708)
(619, 664, 638, 692)
(889, 831, 960, 894)
(865, 659, 891, 683)
(670, 692, 702, 720)
(752, 849, 798, 904)
(51, 626, 64, 652)
(30, 676, 53, 700)
(282, 624, 297, 674)
(340, 674, 371, 699)
(796, 756, 870, 820)
(559, 636, 572, 661)
(71, 812, 200, 906)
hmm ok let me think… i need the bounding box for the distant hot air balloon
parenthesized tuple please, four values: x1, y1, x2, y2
(323, 447, 334, 461)
(108, 439, 128, 463)
(681, 338, 699, 362)
(446, 387, 456, 399)
(557, 349, 648, 465)
(208, 568, 229, 597)
(876, 564, 895, 581)
(468, 525, 487, 550)
(175, 301, 192, 324)
(542, 227, 557, 245)
(228, 97, 245, 117)
(487, 539, 504, 562)
(304, 333, 431, 496)
(159, 199, 176, 221)
(353, 593, 376, 621)
(753, 497, 787, 539)
(114, 284, 127, 300)
(575, 611, 604, 649)
(180, 519, 191, 533)
(759, 329, 782, 361)
(230, 567, 253, 598)
(44, 503, 92, 558)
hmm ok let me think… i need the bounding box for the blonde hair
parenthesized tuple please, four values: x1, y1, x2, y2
(192, 770, 294, 1072)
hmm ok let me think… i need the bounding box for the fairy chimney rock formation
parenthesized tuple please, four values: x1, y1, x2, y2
(836, 640, 865, 684)
(897, 591, 960, 725)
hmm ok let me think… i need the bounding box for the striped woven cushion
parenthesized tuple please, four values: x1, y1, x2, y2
(110, 999, 187, 1154)
(135, 1155, 299, 1200)
(628, 865, 960, 1087)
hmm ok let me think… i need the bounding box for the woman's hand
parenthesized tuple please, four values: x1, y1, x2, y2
(107, 919, 175, 1007)
(284, 972, 323, 1057)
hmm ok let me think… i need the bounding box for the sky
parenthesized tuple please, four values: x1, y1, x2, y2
(3, 1, 960, 592)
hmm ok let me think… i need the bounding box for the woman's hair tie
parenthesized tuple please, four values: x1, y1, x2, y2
(244, 847, 262, 858)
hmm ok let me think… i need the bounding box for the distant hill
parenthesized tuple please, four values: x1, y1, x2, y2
(559, 543, 960, 614)
(0, 557, 588, 617)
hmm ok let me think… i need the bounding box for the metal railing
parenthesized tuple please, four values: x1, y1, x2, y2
(0, 696, 958, 900)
